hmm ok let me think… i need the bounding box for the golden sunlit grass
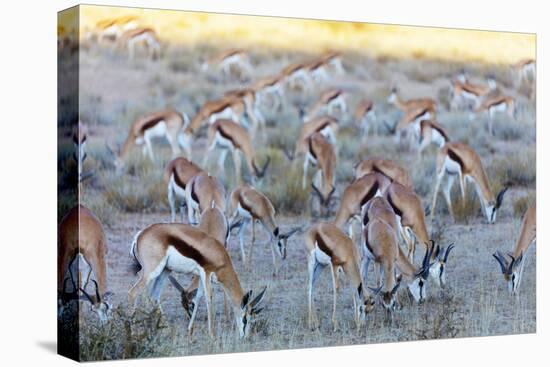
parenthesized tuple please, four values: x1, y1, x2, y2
(78, 5, 535, 65)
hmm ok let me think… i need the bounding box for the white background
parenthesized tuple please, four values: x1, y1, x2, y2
(0, 0, 545, 365)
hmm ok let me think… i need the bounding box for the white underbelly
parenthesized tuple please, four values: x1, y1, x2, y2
(165, 246, 201, 275)
(306, 152, 318, 167)
(432, 130, 446, 147)
(444, 156, 461, 175)
(215, 131, 234, 149)
(490, 102, 507, 113)
(169, 175, 186, 199)
(210, 108, 236, 123)
(313, 246, 331, 265)
(143, 121, 168, 140)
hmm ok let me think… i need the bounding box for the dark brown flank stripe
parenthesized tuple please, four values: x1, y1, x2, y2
(139, 115, 166, 135)
(412, 108, 429, 120)
(324, 90, 341, 103)
(447, 148, 465, 171)
(217, 123, 241, 149)
(360, 181, 379, 207)
(166, 235, 208, 267)
(315, 233, 333, 259)
(209, 101, 234, 114)
(462, 84, 483, 96)
(308, 60, 325, 71)
(487, 97, 508, 108)
(132, 28, 152, 37)
(238, 196, 256, 218)
(190, 180, 199, 204)
(363, 208, 370, 226)
(386, 192, 403, 217)
(371, 165, 392, 183)
(308, 137, 317, 160)
(431, 122, 450, 141)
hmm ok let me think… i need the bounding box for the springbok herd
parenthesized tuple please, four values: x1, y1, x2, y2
(58, 18, 536, 341)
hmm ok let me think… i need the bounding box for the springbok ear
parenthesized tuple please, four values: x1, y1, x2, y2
(391, 281, 401, 296)
(241, 290, 253, 309)
(492, 251, 508, 274)
(357, 283, 363, 298)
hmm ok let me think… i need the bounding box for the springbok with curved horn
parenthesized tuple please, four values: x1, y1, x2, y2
(333, 172, 391, 240)
(303, 132, 337, 210)
(58, 206, 112, 322)
(184, 171, 226, 225)
(228, 185, 300, 274)
(118, 27, 160, 60)
(304, 222, 376, 330)
(128, 223, 267, 338)
(384, 182, 455, 287)
(493, 203, 536, 295)
(362, 197, 435, 310)
(387, 87, 437, 113)
(164, 157, 203, 222)
(354, 157, 413, 189)
(354, 99, 376, 136)
(417, 119, 450, 156)
(430, 142, 508, 223)
(108, 109, 189, 171)
(203, 119, 270, 184)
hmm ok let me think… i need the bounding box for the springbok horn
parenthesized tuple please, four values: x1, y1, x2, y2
(79, 286, 95, 304)
(443, 243, 455, 263)
(254, 157, 271, 178)
(250, 286, 268, 309)
(311, 182, 324, 202)
(368, 285, 383, 296)
(391, 281, 401, 296)
(168, 275, 185, 293)
(495, 187, 509, 209)
(91, 279, 101, 303)
(280, 227, 300, 239)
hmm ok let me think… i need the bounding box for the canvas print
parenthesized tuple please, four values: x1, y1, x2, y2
(57, 5, 536, 362)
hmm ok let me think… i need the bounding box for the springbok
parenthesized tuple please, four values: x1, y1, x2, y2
(493, 203, 536, 295)
(201, 49, 252, 79)
(333, 172, 391, 240)
(228, 185, 300, 274)
(164, 157, 203, 222)
(118, 27, 160, 60)
(362, 197, 435, 310)
(301, 89, 347, 122)
(354, 157, 413, 189)
(387, 87, 437, 113)
(354, 99, 376, 136)
(203, 119, 270, 183)
(184, 171, 226, 225)
(384, 182, 455, 287)
(475, 94, 516, 135)
(304, 222, 377, 330)
(128, 222, 267, 338)
(293, 115, 339, 157)
(514, 59, 535, 84)
(430, 142, 508, 223)
(108, 109, 189, 172)
(303, 132, 337, 209)
(58, 205, 112, 322)
(94, 16, 139, 43)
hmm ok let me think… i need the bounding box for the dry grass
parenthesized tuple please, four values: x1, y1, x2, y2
(513, 194, 536, 219)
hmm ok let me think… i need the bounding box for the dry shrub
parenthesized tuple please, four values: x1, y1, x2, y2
(513, 194, 536, 219)
(453, 188, 481, 224)
(489, 152, 536, 188)
(259, 164, 309, 215)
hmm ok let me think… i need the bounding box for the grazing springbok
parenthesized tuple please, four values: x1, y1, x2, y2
(58, 205, 112, 321)
(94, 16, 139, 43)
(128, 222, 267, 338)
(228, 185, 300, 274)
(201, 49, 252, 78)
(301, 89, 347, 122)
(333, 172, 391, 240)
(354, 99, 376, 136)
(493, 203, 536, 295)
(475, 94, 516, 135)
(304, 222, 377, 330)
(387, 87, 437, 113)
(251, 74, 286, 112)
(303, 132, 337, 209)
(184, 171, 226, 225)
(417, 119, 450, 155)
(384, 182, 455, 287)
(431, 142, 508, 223)
(451, 72, 494, 110)
(108, 109, 189, 172)
(280, 61, 311, 91)
(514, 59, 535, 84)
(164, 157, 203, 222)
(293, 115, 339, 157)
(354, 157, 413, 189)
(203, 119, 270, 183)
(118, 27, 160, 60)
(392, 106, 435, 146)
(362, 197, 435, 311)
